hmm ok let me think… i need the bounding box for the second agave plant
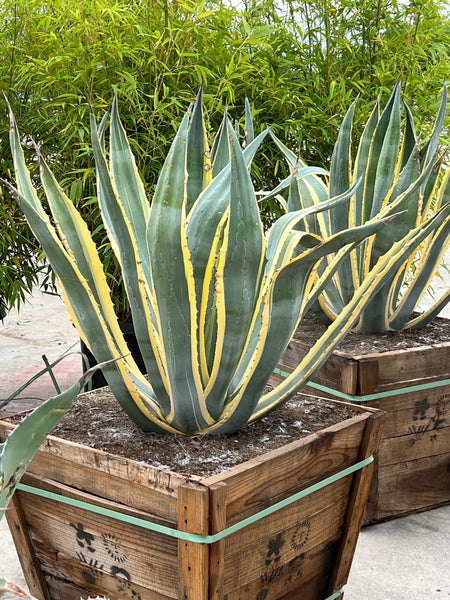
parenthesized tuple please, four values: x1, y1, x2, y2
(7, 91, 403, 435)
(270, 83, 450, 333)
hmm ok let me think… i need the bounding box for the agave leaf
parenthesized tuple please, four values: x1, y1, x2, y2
(418, 85, 448, 180)
(367, 141, 437, 265)
(366, 82, 402, 220)
(186, 88, 212, 212)
(399, 101, 417, 172)
(109, 94, 152, 276)
(360, 207, 450, 332)
(0, 363, 114, 516)
(329, 96, 356, 200)
(210, 110, 230, 176)
(202, 122, 265, 419)
(146, 109, 209, 434)
(391, 211, 450, 329)
(0, 579, 35, 598)
(90, 104, 171, 415)
(353, 99, 380, 231)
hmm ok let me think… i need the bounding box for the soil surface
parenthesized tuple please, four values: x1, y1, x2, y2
(295, 312, 450, 356)
(47, 388, 358, 477)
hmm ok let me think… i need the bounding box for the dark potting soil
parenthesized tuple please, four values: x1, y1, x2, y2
(47, 388, 358, 477)
(295, 311, 450, 356)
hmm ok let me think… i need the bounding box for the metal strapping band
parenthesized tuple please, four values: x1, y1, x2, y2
(17, 456, 373, 545)
(273, 368, 450, 402)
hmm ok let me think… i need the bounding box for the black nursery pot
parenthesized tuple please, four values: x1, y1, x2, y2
(80, 322, 146, 389)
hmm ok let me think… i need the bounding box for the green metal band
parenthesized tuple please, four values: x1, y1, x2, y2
(325, 589, 344, 600)
(273, 368, 450, 402)
(16, 455, 373, 545)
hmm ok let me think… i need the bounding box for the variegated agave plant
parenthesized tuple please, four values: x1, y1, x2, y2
(269, 83, 450, 333)
(7, 92, 395, 435)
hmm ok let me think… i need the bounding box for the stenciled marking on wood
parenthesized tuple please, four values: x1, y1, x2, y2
(409, 395, 447, 440)
(69, 522, 142, 599)
(290, 519, 311, 552)
(102, 532, 128, 564)
(257, 520, 311, 598)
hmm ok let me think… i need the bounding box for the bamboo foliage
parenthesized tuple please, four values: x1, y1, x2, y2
(7, 92, 401, 435)
(271, 83, 450, 333)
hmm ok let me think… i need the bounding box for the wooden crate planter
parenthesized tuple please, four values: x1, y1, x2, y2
(279, 336, 450, 524)
(0, 396, 384, 600)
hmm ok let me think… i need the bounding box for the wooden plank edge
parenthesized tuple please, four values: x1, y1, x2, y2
(326, 409, 386, 594)
(202, 411, 374, 487)
(19, 471, 180, 529)
(5, 493, 50, 600)
(178, 482, 210, 600)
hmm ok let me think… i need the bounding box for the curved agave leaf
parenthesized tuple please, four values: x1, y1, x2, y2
(90, 104, 173, 418)
(390, 172, 450, 329)
(0, 362, 117, 515)
(200, 123, 265, 418)
(8, 111, 170, 432)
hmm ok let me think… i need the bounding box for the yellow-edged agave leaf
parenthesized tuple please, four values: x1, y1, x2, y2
(8, 113, 169, 432)
(186, 87, 212, 211)
(200, 122, 265, 419)
(145, 108, 212, 434)
(90, 103, 172, 413)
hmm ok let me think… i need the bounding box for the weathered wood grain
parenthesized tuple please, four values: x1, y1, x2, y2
(280, 334, 450, 523)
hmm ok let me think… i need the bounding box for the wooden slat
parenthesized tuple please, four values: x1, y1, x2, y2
(375, 454, 450, 519)
(223, 476, 353, 561)
(30, 437, 188, 520)
(44, 554, 171, 600)
(223, 495, 348, 595)
(357, 357, 379, 395)
(224, 541, 338, 600)
(365, 389, 449, 439)
(20, 471, 179, 529)
(327, 410, 385, 593)
(379, 426, 449, 465)
(178, 483, 210, 600)
(354, 344, 450, 393)
(5, 494, 50, 600)
(208, 483, 227, 600)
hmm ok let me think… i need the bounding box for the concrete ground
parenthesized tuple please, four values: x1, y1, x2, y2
(0, 287, 449, 599)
